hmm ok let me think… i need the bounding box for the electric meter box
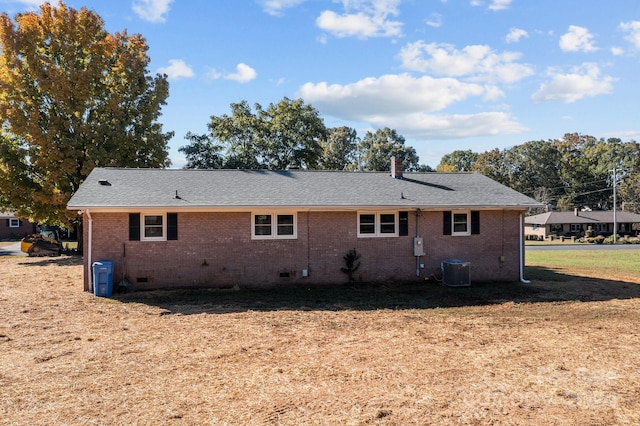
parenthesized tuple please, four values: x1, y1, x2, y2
(413, 237, 425, 256)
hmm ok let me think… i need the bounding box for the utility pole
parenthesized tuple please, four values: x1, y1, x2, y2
(611, 168, 622, 243)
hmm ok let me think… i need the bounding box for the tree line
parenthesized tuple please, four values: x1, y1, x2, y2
(436, 133, 640, 213)
(178, 98, 431, 173)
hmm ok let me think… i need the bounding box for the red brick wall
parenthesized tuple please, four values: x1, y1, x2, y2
(0, 218, 35, 240)
(83, 209, 524, 290)
(419, 210, 522, 282)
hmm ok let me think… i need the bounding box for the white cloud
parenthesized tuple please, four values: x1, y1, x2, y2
(482, 85, 505, 101)
(398, 41, 534, 84)
(425, 12, 443, 28)
(259, 0, 307, 16)
(470, 0, 512, 11)
(132, 0, 173, 23)
(224, 63, 257, 83)
(13, 0, 46, 6)
(298, 73, 485, 118)
(559, 25, 598, 52)
(611, 46, 624, 56)
(531, 63, 615, 103)
(205, 68, 222, 80)
(382, 112, 526, 139)
(488, 0, 512, 11)
(316, 0, 403, 39)
(619, 21, 640, 50)
(298, 73, 525, 139)
(157, 59, 194, 80)
(505, 27, 528, 43)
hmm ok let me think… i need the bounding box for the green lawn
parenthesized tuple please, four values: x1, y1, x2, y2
(527, 249, 639, 281)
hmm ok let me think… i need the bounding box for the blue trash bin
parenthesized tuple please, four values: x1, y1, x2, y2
(92, 260, 114, 297)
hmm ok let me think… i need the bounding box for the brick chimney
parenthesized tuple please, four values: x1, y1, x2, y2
(391, 156, 403, 179)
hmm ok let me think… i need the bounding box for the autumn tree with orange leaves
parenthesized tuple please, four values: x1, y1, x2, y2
(0, 1, 172, 227)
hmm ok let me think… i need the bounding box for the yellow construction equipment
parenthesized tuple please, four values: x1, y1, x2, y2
(20, 226, 63, 256)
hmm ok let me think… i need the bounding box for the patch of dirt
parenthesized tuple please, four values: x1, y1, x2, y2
(1, 256, 639, 425)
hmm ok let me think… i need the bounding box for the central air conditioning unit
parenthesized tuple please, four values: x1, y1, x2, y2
(441, 259, 471, 287)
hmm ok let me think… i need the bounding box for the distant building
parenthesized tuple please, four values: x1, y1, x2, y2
(0, 212, 36, 240)
(525, 209, 640, 239)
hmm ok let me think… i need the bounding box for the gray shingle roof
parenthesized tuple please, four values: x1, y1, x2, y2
(67, 168, 541, 210)
(526, 210, 640, 225)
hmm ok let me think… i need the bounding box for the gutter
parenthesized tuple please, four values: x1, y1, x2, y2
(86, 209, 93, 292)
(519, 213, 530, 284)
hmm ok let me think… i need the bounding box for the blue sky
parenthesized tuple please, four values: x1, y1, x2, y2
(3, 0, 640, 168)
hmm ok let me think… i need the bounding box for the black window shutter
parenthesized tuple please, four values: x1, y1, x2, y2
(129, 213, 140, 241)
(443, 211, 452, 235)
(5, 219, 8, 227)
(471, 211, 480, 234)
(167, 213, 178, 240)
(399, 211, 409, 236)
(18, 219, 22, 226)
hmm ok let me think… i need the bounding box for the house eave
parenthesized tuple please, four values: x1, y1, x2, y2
(68, 204, 538, 213)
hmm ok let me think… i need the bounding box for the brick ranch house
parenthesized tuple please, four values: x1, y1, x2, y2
(67, 160, 540, 291)
(0, 211, 36, 240)
(525, 209, 640, 240)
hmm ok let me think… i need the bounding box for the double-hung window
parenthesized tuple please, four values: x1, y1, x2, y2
(453, 211, 470, 235)
(143, 214, 165, 240)
(252, 212, 297, 239)
(129, 213, 178, 241)
(443, 210, 480, 236)
(358, 212, 398, 237)
(9, 218, 21, 228)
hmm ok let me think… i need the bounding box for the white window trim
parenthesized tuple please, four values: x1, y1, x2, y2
(452, 210, 471, 236)
(9, 218, 21, 228)
(358, 211, 399, 238)
(141, 212, 167, 242)
(251, 212, 297, 240)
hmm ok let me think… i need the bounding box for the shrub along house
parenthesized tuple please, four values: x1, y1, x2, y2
(67, 159, 540, 291)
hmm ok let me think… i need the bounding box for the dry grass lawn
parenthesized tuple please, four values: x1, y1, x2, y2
(1, 255, 639, 425)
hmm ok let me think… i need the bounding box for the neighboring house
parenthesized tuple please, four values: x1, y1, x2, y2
(67, 159, 541, 291)
(0, 212, 36, 240)
(525, 210, 640, 239)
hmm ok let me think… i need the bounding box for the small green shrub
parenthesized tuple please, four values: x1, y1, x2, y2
(604, 234, 621, 244)
(340, 248, 361, 283)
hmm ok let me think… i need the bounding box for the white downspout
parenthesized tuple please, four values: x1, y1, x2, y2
(519, 212, 530, 284)
(415, 209, 422, 277)
(86, 209, 93, 292)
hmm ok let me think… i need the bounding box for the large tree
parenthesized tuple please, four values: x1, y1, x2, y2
(0, 1, 172, 225)
(357, 127, 420, 171)
(503, 140, 563, 200)
(318, 126, 358, 170)
(436, 149, 478, 172)
(179, 132, 224, 169)
(206, 100, 264, 169)
(619, 172, 640, 213)
(472, 148, 510, 185)
(258, 97, 326, 169)
(182, 97, 326, 170)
